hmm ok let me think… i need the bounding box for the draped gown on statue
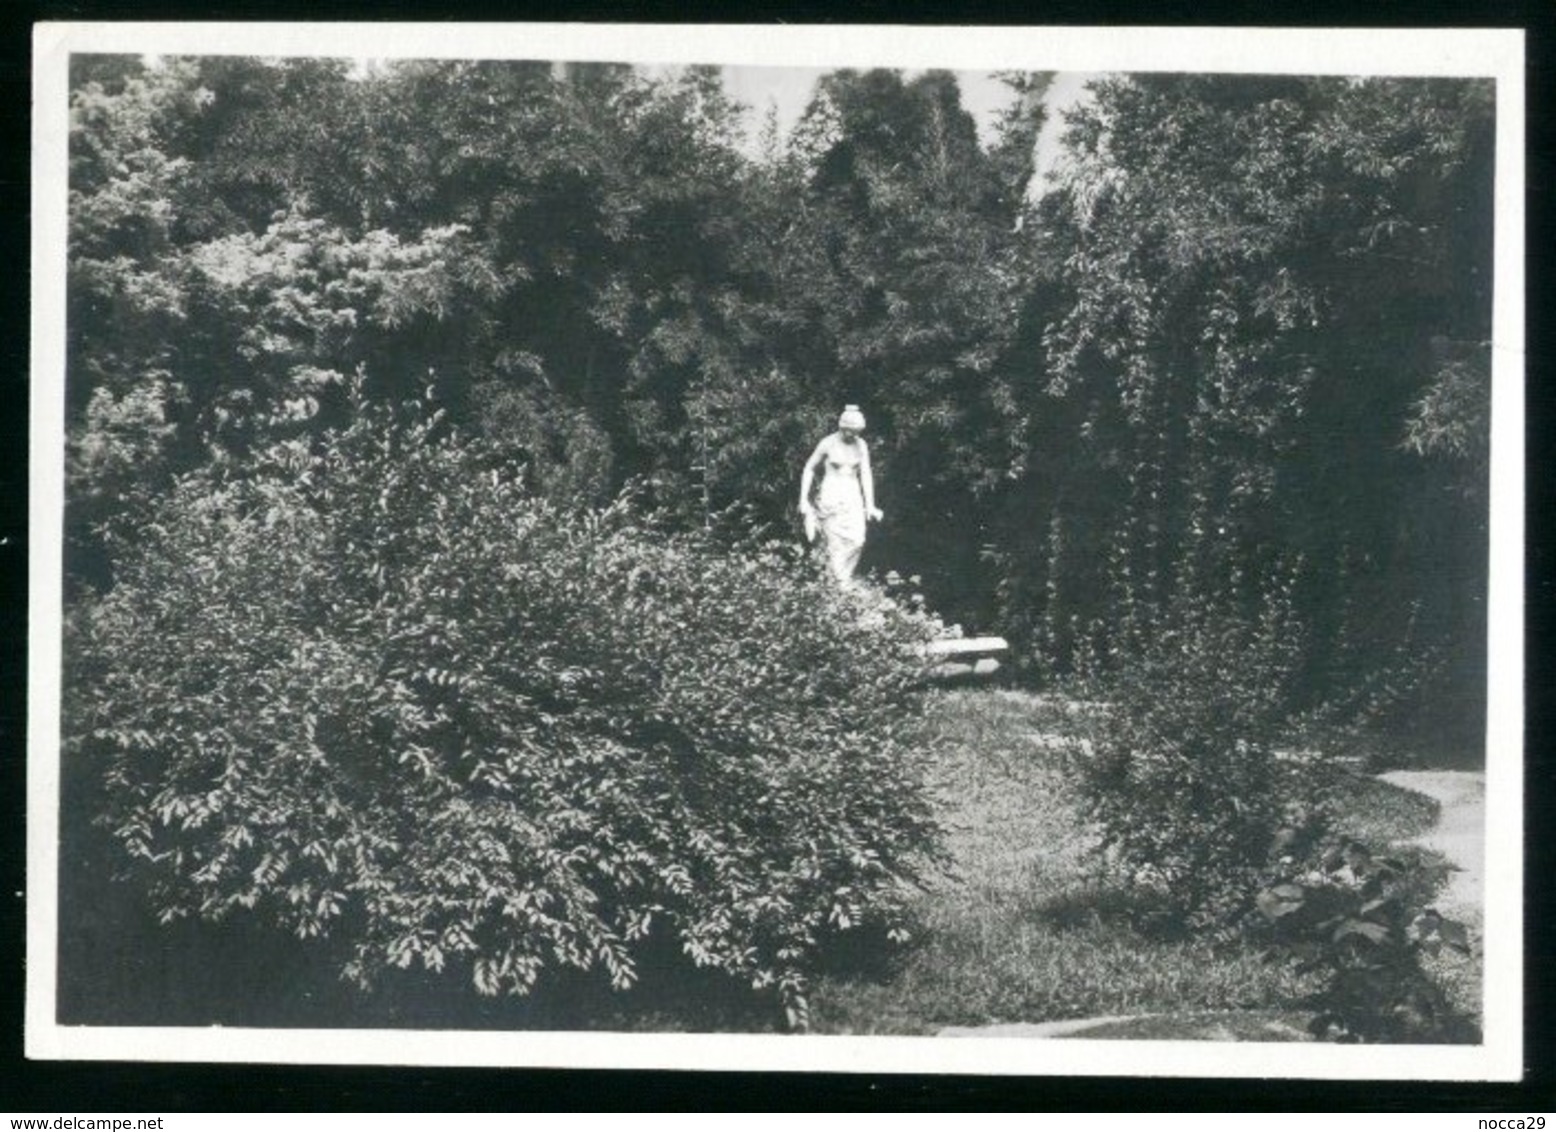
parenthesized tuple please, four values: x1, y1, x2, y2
(814, 440, 868, 583)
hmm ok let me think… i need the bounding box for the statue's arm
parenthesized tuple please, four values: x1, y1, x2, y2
(799, 439, 827, 513)
(861, 441, 882, 520)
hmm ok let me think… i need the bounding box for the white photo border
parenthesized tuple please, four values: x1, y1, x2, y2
(27, 21, 1527, 1081)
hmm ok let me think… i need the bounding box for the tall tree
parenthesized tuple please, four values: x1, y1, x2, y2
(66, 57, 512, 584)
(993, 74, 1493, 743)
(748, 69, 1045, 612)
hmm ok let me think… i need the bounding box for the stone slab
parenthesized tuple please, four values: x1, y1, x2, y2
(923, 636, 1009, 659)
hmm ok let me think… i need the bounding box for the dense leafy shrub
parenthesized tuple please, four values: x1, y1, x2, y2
(64, 389, 948, 1027)
(1254, 835, 1478, 1043)
(1069, 590, 1334, 928)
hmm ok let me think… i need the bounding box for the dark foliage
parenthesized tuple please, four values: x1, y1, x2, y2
(992, 75, 1492, 751)
(1254, 837, 1479, 1043)
(65, 65, 1491, 745)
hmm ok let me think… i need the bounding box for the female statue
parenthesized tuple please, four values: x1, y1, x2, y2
(798, 405, 883, 586)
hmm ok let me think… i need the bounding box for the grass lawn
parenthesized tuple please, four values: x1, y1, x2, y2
(807, 688, 1472, 1037)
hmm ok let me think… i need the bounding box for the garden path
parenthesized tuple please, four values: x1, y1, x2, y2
(1376, 769, 1485, 922)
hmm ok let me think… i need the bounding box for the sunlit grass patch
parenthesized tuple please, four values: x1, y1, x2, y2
(809, 689, 1317, 1035)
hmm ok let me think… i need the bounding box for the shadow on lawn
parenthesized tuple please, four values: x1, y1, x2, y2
(1027, 882, 1198, 941)
(59, 891, 789, 1033)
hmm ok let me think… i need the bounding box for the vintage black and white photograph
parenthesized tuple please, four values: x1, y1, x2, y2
(27, 23, 1524, 1079)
